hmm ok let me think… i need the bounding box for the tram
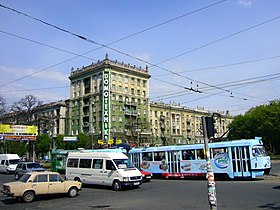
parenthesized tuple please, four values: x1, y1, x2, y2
(129, 137, 271, 179)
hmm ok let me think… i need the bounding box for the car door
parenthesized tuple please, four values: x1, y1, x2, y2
(48, 174, 65, 194)
(32, 174, 49, 195)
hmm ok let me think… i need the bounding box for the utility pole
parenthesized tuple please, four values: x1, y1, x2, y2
(202, 116, 217, 210)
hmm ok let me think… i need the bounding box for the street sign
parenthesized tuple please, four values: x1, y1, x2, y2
(98, 139, 104, 144)
(108, 140, 114, 145)
(63, 136, 78, 141)
(116, 139, 122, 144)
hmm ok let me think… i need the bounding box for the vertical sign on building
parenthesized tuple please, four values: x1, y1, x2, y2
(102, 69, 110, 143)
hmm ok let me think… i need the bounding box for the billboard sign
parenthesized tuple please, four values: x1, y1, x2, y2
(0, 124, 38, 135)
(102, 69, 110, 143)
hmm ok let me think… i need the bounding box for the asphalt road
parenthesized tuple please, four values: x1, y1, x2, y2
(0, 160, 279, 210)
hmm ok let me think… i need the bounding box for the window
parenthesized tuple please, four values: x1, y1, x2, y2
(34, 174, 48, 182)
(154, 152, 165, 161)
(92, 159, 103, 169)
(142, 152, 153, 161)
(67, 158, 79, 168)
(119, 116, 123, 122)
(79, 159, 92, 168)
(196, 149, 204, 160)
(118, 75, 122, 81)
(49, 174, 62, 182)
(106, 160, 116, 170)
(125, 76, 128, 83)
(182, 150, 195, 160)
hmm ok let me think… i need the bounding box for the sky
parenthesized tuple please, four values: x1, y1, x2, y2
(0, 0, 279, 116)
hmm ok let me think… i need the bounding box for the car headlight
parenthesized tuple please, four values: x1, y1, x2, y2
(123, 177, 129, 182)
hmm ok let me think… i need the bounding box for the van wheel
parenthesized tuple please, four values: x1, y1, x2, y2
(22, 191, 35, 203)
(6, 170, 10, 175)
(15, 173, 19, 180)
(74, 177, 81, 182)
(113, 180, 122, 191)
(68, 187, 78, 197)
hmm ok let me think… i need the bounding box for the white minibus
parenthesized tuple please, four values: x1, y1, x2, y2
(0, 154, 20, 174)
(65, 152, 142, 191)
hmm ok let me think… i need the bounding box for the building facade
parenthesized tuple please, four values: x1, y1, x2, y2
(68, 54, 151, 145)
(149, 102, 233, 146)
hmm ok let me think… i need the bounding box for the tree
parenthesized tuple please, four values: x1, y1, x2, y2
(9, 94, 43, 125)
(228, 100, 280, 154)
(0, 96, 7, 117)
(36, 134, 52, 159)
(54, 134, 91, 150)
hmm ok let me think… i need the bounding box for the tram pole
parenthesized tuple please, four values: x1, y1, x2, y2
(202, 116, 217, 210)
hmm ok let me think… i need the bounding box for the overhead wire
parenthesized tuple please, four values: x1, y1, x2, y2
(1, 2, 280, 103)
(0, 0, 227, 88)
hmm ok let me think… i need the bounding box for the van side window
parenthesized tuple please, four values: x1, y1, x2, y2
(67, 158, 79, 168)
(106, 160, 116, 170)
(92, 159, 103, 169)
(1, 160, 4, 165)
(79, 159, 92, 169)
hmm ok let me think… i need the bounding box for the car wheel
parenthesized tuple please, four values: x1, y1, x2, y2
(22, 191, 35, 203)
(68, 187, 78, 197)
(113, 180, 122, 191)
(15, 173, 19, 180)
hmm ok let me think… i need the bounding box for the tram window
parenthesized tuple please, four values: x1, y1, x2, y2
(154, 152, 165, 161)
(196, 149, 204, 160)
(182, 150, 195, 160)
(142, 152, 152, 161)
(212, 147, 228, 157)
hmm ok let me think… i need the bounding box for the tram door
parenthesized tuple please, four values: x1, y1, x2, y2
(231, 146, 251, 177)
(167, 151, 180, 173)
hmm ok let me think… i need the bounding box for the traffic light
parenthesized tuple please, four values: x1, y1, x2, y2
(205, 116, 215, 139)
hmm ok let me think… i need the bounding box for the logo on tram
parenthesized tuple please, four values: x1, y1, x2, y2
(214, 153, 229, 169)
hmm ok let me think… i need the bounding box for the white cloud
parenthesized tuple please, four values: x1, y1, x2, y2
(238, 0, 254, 8)
(0, 66, 69, 84)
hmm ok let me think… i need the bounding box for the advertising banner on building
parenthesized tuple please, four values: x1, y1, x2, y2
(102, 69, 110, 143)
(0, 124, 38, 141)
(0, 124, 38, 135)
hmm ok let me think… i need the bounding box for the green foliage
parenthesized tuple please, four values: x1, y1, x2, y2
(54, 133, 92, 150)
(228, 100, 280, 154)
(36, 134, 52, 159)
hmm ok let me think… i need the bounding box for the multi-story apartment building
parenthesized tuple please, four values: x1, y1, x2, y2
(33, 100, 67, 137)
(68, 54, 151, 144)
(1, 54, 234, 147)
(149, 102, 233, 146)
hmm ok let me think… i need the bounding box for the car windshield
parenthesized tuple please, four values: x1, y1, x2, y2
(252, 146, 269, 157)
(113, 159, 135, 169)
(9, 159, 20, 164)
(19, 174, 31, 183)
(27, 163, 42, 168)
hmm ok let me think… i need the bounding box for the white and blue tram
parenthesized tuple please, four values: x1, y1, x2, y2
(129, 137, 271, 179)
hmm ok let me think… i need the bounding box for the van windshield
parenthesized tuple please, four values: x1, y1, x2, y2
(9, 159, 20, 164)
(113, 159, 135, 169)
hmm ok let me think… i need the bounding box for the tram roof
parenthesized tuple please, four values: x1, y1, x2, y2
(129, 137, 263, 153)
